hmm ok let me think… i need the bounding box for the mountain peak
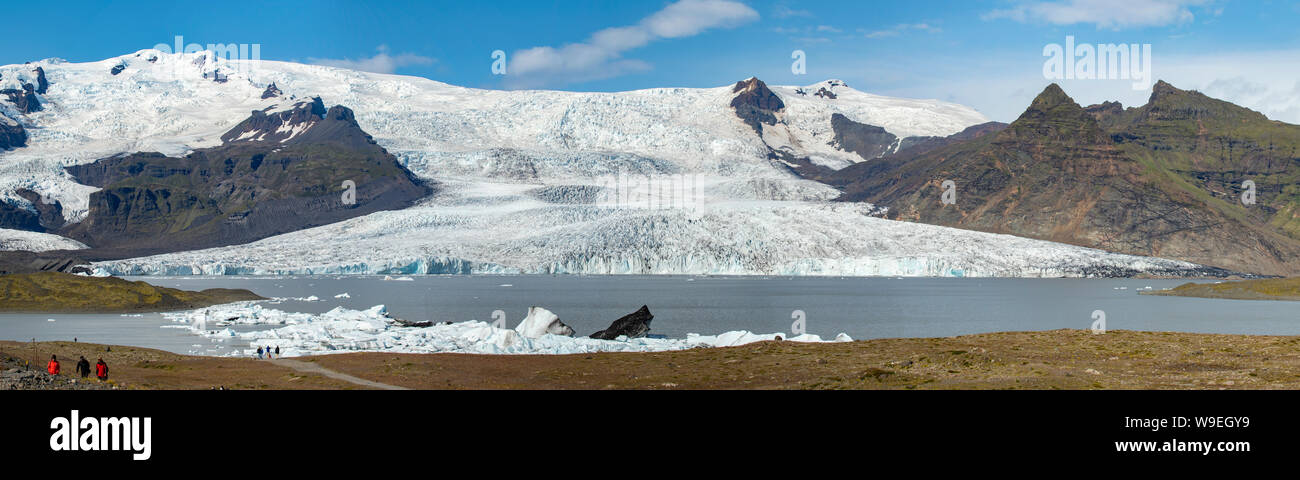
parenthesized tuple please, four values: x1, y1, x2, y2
(1148, 79, 1183, 103)
(1001, 83, 1108, 144)
(221, 97, 337, 145)
(1029, 83, 1073, 110)
(732, 76, 767, 94)
(730, 77, 784, 134)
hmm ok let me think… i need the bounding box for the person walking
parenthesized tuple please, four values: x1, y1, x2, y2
(76, 356, 91, 378)
(256, 346, 264, 359)
(47, 355, 60, 375)
(95, 358, 108, 381)
(274, 346, 280, 357)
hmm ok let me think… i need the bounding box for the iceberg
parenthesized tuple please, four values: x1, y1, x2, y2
(161, 302, 853, 358)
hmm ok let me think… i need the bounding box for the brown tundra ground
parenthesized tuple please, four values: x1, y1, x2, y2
(5, 329, 1300, 390)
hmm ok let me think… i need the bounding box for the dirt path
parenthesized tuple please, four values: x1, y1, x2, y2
(269, 359, 408, 390)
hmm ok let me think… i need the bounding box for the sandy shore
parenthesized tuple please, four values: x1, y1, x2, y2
(5, 329, 1300, 389)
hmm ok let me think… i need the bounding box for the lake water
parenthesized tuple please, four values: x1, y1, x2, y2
(1, 275, 1297, 355)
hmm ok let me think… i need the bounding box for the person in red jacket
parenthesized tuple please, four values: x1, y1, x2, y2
(47, 354, 60, 375)
(96, 358, 108, 381)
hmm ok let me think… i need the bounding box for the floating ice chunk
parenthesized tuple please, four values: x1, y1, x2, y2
(515, 306, 575, 338)
(334, 293, 350, 298)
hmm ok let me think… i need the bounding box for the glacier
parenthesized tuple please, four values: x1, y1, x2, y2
(0, 227, 87, 252)
(0, 50, 1222, 278)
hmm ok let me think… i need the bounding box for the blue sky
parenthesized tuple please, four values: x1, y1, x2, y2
(5, 0, 1300, 122)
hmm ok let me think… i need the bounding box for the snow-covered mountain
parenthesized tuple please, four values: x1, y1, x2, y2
(0, 50, 1229, 277)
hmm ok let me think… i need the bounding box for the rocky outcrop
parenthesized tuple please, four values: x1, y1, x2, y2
(261, 82, 282, 99)
(220, 97, 330, 144)
(0, 189, 65, 231)
(730, 77, 784, 135)
(0, 252, 93, 275)
(828, 82, 1300, 276)
(2, 83, 41, 114)
(1083, 101, 1123, 122)
(589, 305, 653, 340)
(829, 113, 898, 160)
(0, 114, 26, 150)
(33, 66, 48, 94)
(61, 99, 432, 259)
(822, 121, 1006, 190)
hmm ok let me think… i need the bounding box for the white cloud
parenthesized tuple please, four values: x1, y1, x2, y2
(308, 45, 435, 74)
(984, 0, 1209, 29)
(507, 0, 758, 88)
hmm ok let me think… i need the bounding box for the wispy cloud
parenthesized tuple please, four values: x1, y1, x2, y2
(983, 0, 1210, 29)
(863, 23, 942, 39)
(308, 45, 435, 74)
(774, 5, 813, 18)
(507, 0, 759, 88)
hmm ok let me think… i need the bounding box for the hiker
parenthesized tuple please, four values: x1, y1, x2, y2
(76, 356, 91, 378)
(96, 358, 108, 381)
(257, 346, 264, 359)
(274, 346, 280, 357)
(47, 355, 60, 375)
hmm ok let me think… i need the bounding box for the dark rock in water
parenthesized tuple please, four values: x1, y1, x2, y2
(0, 114, 26, 150)
(261, 82, 282, 99)
(33, 66, 48, 94)
(393, 318, 433, 327)
(110, 63, 125, 76)
(589, 305, 653, 340)
(730, 77, 784, 135)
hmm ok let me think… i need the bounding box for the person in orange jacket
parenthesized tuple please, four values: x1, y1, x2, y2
(47, 354, 60, 375)
(96, 358, 108, 381)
